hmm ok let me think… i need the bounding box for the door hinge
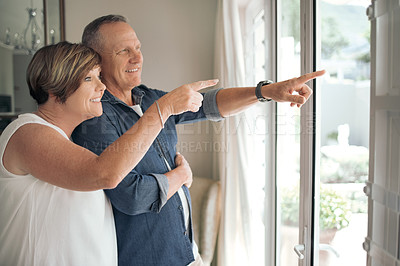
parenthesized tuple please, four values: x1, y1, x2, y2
(363, 237, 371, 252)
(366, 3, 375, 21)
(363, 182, 372, 197)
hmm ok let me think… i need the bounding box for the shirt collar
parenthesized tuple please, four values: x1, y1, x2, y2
(102, 86, 146, 107)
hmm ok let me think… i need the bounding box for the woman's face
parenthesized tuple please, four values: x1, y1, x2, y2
(65, 66, 106, 120)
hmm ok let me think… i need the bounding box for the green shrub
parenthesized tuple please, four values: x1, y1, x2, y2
(319, 188, 351, 230)
(281, 185, 351, 230)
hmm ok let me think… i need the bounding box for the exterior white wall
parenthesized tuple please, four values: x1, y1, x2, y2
(64, 0, 218, 178)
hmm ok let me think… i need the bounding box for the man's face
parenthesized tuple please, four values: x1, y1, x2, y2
(97, 22, 143, 93)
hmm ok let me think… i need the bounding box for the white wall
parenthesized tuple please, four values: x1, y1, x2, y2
(64, 0, 218, 178)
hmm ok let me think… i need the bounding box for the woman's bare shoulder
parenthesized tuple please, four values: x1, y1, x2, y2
(3, 123, 70, 175)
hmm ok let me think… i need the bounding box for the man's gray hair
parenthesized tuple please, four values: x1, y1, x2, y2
(82, 14, 128, 50)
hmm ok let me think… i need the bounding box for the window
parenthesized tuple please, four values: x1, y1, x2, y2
(243, 0, 370, 265)
(317, 1, 370, 264)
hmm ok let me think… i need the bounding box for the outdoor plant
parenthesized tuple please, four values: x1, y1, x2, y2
(281, 185, 351, 231)
(280, 185, 300, 227)
(319, 188, 351, 230)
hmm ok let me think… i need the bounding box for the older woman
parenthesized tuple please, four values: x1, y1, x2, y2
(0, 41, 217, 266)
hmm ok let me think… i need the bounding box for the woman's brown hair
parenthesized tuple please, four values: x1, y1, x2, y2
(27, 41, 101, 105)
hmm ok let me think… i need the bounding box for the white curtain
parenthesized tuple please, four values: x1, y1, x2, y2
(213, 0, 263, 265)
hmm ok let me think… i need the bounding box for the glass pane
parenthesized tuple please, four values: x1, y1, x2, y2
(276, 0, 301, 265)
(249, 9, 267, 266)
(0, 0, 45, 53)
(45, 0, 63, 45)
(0, 0, 45, 116)
(253, 10, 266, 83)
(243, 7, 267, 265)
(317, 1, 370, 265)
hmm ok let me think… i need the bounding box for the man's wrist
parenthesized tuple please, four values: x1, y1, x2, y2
(255, 80, 274, 102)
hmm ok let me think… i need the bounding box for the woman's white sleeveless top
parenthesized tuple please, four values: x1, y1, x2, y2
(0, 113, 117, 266)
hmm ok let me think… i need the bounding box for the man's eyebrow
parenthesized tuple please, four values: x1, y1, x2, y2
(99, 51, 114, 55)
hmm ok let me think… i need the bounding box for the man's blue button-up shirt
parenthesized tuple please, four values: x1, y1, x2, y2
(72, 85, 222, 266)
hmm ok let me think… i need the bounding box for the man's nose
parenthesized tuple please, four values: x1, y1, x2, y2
(129, 50, 142, 62)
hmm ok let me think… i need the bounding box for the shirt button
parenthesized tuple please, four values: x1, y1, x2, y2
(178, 206, 183, 211)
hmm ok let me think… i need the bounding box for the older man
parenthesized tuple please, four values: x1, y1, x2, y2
(72, 14, 324, 266)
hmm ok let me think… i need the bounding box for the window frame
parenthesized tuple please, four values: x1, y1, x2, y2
(244, 0, 278, 265)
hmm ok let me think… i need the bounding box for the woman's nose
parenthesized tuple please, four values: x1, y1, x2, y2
(96, 79, 106, 91)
